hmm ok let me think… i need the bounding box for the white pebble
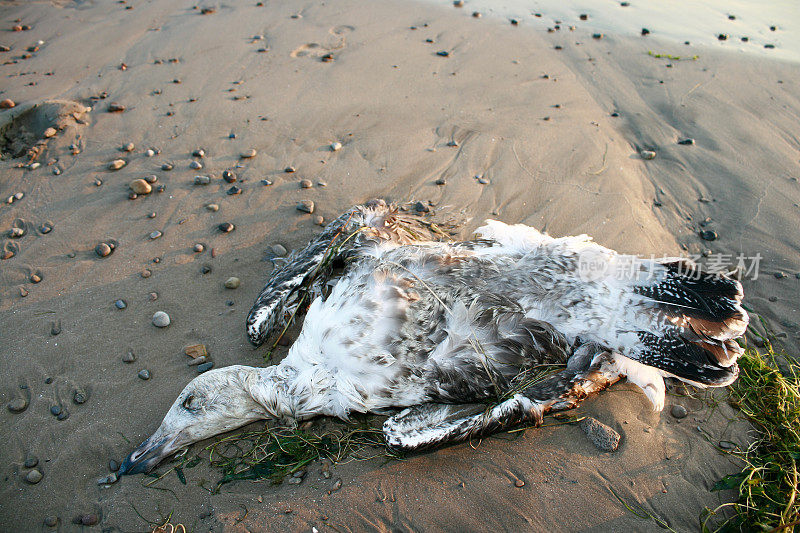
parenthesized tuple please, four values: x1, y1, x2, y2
(152, 311, 170, 328)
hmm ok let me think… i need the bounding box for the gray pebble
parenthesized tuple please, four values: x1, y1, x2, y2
(227, 185, 242, 195)
(108, 459, 119, 472)
(700, 230, 718, 241)
(579, 417, 621, 452)
(719, 441, 735, 450)
(640, 150, 656, 160)
(24, 454, 38, 468)
(194, 175, 210, 185)
(152, 311, 170, 327)
(261, 179, 273, 186)
(287, 476, 303, 484)
(25, 469, 43, 484)
(149, 230, 162, 240)
(138, 369, 151, 380)
(50, 405, 62, 416)
(161, 163, 173, 171)
(774, 271, 786, 279)
(297, 200, 315, 213)
(95, 243, 112, 257)
(225, 277, 241, 289)
(197, 361, 214, 373)
(97, 473, 118, 485)
(678, 138, 695, 145)
(193, 148, 205, 158)
(7, 398, 28, 412)
(222, 170, 237, 183)
(300, 179, 313, 189)
(44, 516, 58, 527)
(670, 405, 688, 419)
(190, 160, 203, 170)
(272, 244, 287, 257)
(194, 243, 204, 253)
(73, 389, 88, 404)
(330, 141, 342, 151)
(57, 408, 69, 421)
(114, 299, 126, 309)
(218, 222, 235, 233)
(478, 178, 490, 185)
(187, 355, 208, 366)
(122, 350, 136, 363)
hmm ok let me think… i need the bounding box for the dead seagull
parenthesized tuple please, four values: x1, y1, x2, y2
(120, 201, 747, 474)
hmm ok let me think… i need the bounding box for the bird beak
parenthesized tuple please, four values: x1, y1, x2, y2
(118, 432, 181, 475)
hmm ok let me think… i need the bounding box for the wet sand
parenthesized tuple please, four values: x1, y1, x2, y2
(1, 0, 798, 530)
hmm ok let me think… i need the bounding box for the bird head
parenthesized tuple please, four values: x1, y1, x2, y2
(119, 365, 265, 475)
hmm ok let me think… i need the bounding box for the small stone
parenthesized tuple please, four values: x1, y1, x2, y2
(108, 459, 119, 472)
(184, 344, 208, 359)
(19, 287, 28, 297)
(0, 98, 15, 109)
(769, 296, 778, 302)
(446, 140, 458, 147)
(670, 405, 688, 419)
(718, 34, 728, 41)
(472, 11, 481, 17)
(108, 102, 126, 112)
(592, 33, 603, 39)
(332, 478, 343, 491)
(272, 244, 287, 256)
(579, 417, 621, 452)
(80, 514, 99, 526)
(515, 479, 525, 487)
(193, 243, 204, 253)
(138, 369, 151, 380)
(678, 138, 695, 145)
(224, 277, 241, 289)
(9, 227, 24, 238)
(774, 271, 786, 279)
(241, 149, 257, 158)
(218, 222, 235, 233)
(194, 175, 210, 185)
(478, 178, 490, 185)
(122, 142, 135, 152)
(641, 28, 650, 35)
(44, 516, 58, 527)
(50, 405, 62, 416)
(699, 230, 718, 241)
(161, 163, 173, 171)
(141, 268, 151, 278)
(288, 476, 303, 484)
(197, 361, 214, 373)
(152, 311, 170, 328)
(95, 243, 112, 257)
(719, 441, 735, 450)
(314, 215, 325, 226)
(227, 185, 242, 195)
(190, 160, 203, 170)
(300, 179, 313, 188)
(97, 473, 118, 485)
(297, 200, 315, 213)
(261, 179, 273, 186)
(146, 149, 156, 157)
(330, 141, 342, 151)
(109, 159, 126, 170)
(43, 127, 57, 138)
(193, 148, 205, 158)
(201, 265, 212, 274)
(25, 469, 43, 484)
(285, 166, 296, 173)
(39, 222, 53, 234)
(640, 150, 656, 160)
(222, 170, 237, 183)
(149, 230, 162, 240)
(128, 192, 138, 200)
(206, 203, 219, 211)
(453, 0, 463, 6)
(414, 201, 430, 213)
(130, 179, 152, 194)
(122, 351, 136, 363)
(24, 454, 38, 468)
(188, 355, 208, 366)
(8, 398, 28, 412)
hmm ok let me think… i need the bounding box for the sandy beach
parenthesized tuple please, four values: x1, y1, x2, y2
(1, 0, 798, 530)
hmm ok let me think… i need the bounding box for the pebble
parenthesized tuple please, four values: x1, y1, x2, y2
(314, 215, 325, 226)
(193, 148, 205, 158)
(241, 149, 257, 158)
(285, 166, 296, 173)
(579, 417, 621, 452)
(108, 459, 119, 472)
(218, 222, 235, 233)
(206, 203, 219, 211)
(700, 230, 718, 241)
(184, 344, 208, 359)
(97, 473, 118, 485)
(25, 469, 43, 484)
(641, 28, 650, 35)
(19, 287, 28, 297)
(515, 479, 525, 487)
(774, 271, 786, 279)
(437, 50, 450, 57)
(109, 159, 126, 170)
(190, 160, 203, 170)
(227, 185, 242, 195)
(161, 163, 173, 171)
(50, 405, 62, 416)
(123, 142, 135, 152)
(288, 476, 303, 484)
(194, 175, 210, 185)
(670, 405, 688, 419)
(122, 350, 136, 363)
(188, 355, 208, 366)
(330, 141, 342, 151)
(678, 138, 695, 145)
(225, 277, 241, 289)
(24, 454, 38, 468)
(193, 243, 204, 253)
(272, 244, 287, 256)
(149, 230, 162, 240)
(719, 441, 735, 450)
(130, 179, 152, 195)
(39, 222, 53, 234)
(0, 98, 15, 109)
(95, 243, 113, 257)
(10, 227, 24, 238)
(146, 149, 156, 157)
(141, 268, 152, 278)
(414, 201, 430, 213)
(197, 361, 214, 373)
(44, 516, 58, 527)
(108, 102, 126, 112)
(73, 389, 88, 404)
(43, 127, 57, 138)
(80, 514, 99, 526)
(300, 179, 313, 188)
(297, 200, 315, 213)
(138, 369, 151, 380)
(592, 33, 604, 39)
(152, 311, 171, 327)
(640, 150, 656, 160)
(147, 212, 156, 219)
(261, 179, 273, 186)
(478, 177, 490, 185)
(8, 397, 28, 412)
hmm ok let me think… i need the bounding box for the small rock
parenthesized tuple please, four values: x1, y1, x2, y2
(19, 287, 28, 297)
(149, 230, 162, 240)
(50, 405, 62, 416)
(80, 514, 99, 526)
(39, 222, 53, 234)
(138, 369, 151, 380)
(288, 476, 303, 484)
(272, 244, 287, 256)
(331, 478, 343, 491)
(700, 230, 718, 241)
(218, 222, 235, 233)
(44, 516, 58, 527)
(108, 102, 126, 112)
(95, 243, 113, 257)
(197, 361, 214, 373)
(184, 344, 208, 359)
(193, 148, 205, 158)
(30, 274, 41, 283)
(0, 98, 15, 109)
(678, 138, 695, 145)
(206, 203, 219, 211)
(592, 33, 603, 39)
(152, 311, 170, 327)
(579, 417, 621, 452)
(670, 405, 688, 419)
(478, 178, 490, 185)
(97, 473, 118, 485)
(300, 179, 313, 188)
(241, 149, 257, 158)
(147, 212, 156, 219)
(285, 166, 296, 173)
(25, 469, 43, 484)
(414, 201, 430, 213)
(640, 150, 656, 160)
(146, 149, 156, 157)
(437, 50, 450, 57)
(719, 441, 735, 450)
(108, 159, 126, 170)
(122, 350, 136, 363)
(718, 34, 728, 41)
(774, 271, 786, 279)
(130, 179, 152, 194)
(43, 127, 57, 138)
(141, 268, 151, 278)
(297, 200, 315, 214)
(161, 163, 173, 171)
(330, 141, 342, 151)
(225, 277, 241, 289)
(194, 175, 211, 185)
(641, 28, 650, 35)
(122, 142, 135, 152)
(24, 454, 38, 468)
(8, 398, 28, 412)
(261, 179, 273, 186)
(222, 170, 237, 183)
(187, 355, 208, 366)
(190, 160, 203, 170)
(314, 215, 325, 226)
(108, 459, 119, 472)
(193, 243, 204, 253)
(227, 185, 242, 195)
(73, 389, 88, 404)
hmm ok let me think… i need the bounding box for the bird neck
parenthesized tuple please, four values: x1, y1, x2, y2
(244, 365, 303, 423)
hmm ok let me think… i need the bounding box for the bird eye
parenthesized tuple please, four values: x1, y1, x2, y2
(182, 395, 198, 411)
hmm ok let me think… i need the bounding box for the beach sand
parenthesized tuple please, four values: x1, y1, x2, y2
(1, 0, 798, 530)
